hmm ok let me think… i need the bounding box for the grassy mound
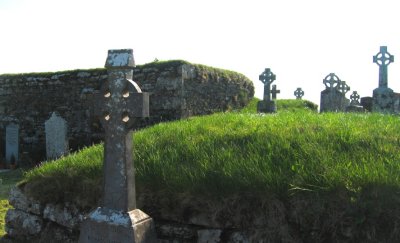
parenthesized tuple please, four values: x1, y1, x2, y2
(20, 99, 399, 203)
(14, 98, 400, 241)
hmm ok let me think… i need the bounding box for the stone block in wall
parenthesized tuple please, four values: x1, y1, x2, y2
(43, 202, 84, 230)
(9, 187, 43, 215)
(5, 209, 43, 237)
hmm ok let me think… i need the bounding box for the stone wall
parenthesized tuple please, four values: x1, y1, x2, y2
(4, 187, 290, 242)
(0, 61, 254, 165)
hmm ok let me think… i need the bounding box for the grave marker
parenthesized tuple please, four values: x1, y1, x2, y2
(257, 68, 277, 113)
(372, 46, 395, 113)
(45, 112, 69, 160)
(271, 84, 280, 100)
(5, 123, 19, 166)
(350, 91, 360, 105)
(320, 73, 349, 112)
(294, 88, 304, 100)
(79, 49, 156, 243)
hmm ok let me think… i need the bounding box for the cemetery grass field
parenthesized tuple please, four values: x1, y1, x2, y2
(3, 98, 400, 240)
(0, 169, 23, 237)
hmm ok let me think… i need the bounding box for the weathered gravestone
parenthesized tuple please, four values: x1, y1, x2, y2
(320, 73, 350, 112)
(294, 88, 304, 100)
(346, 91, 364, 112)
(257, 68, 277, 113)
(6, 123, 19, 166)
(360, 97, 373, 112)
(79, 49, 157, 243)
(271, 84, 280, 100)
(45, 112, 69, 160)
(372, 46, 395, 113)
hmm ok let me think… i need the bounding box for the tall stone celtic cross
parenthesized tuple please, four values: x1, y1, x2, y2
(271, 84, 280, 100)
(373, 46, 394, 88)
(323, 73, 340, 90)
(94, 49, 149, 211)
(337, 81, 350, 95)
(259, 68, 276, 101)
(294, 88, 304, 99)
(350, 91, 360, 105)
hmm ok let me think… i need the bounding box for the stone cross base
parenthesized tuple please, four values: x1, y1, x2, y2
(257, 100, 276, 113)
(79, 207, 157, 243)
(345, 105, 365, 113)
(372, 87, 394, 113)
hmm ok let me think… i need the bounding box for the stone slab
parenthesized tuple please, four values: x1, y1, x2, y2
(257, 100, 276, 113)
(45, 112, 69, 160)
(78, 208, 157, 243)
(5, 123, 19, 164)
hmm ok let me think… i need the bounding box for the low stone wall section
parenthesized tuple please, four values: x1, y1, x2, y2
(0, 61, 254, 164)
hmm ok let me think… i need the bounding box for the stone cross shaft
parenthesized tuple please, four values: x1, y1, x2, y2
(259, 68, 276, 101)
(271, 84, 280, 100)
(294, 88, 304, 99)
(373, 46, 394, 88)
(94, 49, 149, 212)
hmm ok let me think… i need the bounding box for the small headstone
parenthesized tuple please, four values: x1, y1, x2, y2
(79, 49, 156, 243)
(271, 84, 280, 100)
(257, 68, 277, 113)
(350, 91, 360, 106)
(320, 73, 350, 112)
(360, 97, 373, 112)
(6, 123, 19, 166)
(372, 46, 395, 113)
(294, 88, 304, 100)
(346, 91, 364, 112)
(45, 112, 69, 160)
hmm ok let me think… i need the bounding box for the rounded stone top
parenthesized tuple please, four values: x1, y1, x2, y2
(105, 49, 135, 68)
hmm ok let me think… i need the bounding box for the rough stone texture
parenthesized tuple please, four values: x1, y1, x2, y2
(79, 49, 156, 243)
(360, 96, 373, 112)
(320, 73, 350, 112)
(372, 87, 395, 113)
(0, 62, 254, 164)
(5, 123, 18, 165)
(8, 186, 42, 215)
(5, 209, 43, 237)
(43, 203, 83, 229)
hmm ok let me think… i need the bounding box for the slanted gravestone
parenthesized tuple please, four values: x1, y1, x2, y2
(5, 123, 19, 166)
(45, 112, 69, 160)
(320, 73, 349, 112)
(271, 84, 280, 100)
(372, 46, 395, 113)
(294, 88, 304, 100)
(346, 91, 364, 112)
(79, 49, 156, 243)
(257, 68, 277, 113)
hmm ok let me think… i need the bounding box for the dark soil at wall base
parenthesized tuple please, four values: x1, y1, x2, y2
(137, 188, 400, 242)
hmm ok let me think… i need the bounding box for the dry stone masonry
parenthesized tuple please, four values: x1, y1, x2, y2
(0, 61, 254, 166)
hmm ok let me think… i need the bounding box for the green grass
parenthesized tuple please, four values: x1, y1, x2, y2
(4, 98, 400, 241)
(20, 99, 400, 207)
(0, 169, 23, 237)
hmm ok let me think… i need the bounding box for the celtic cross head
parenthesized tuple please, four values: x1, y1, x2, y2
(337, 81, 350, 95)
(373, 46, 394, 67)
(294, 88, 304, 99)
(323, 73, 340, 90)
(259, 68, 276, 85)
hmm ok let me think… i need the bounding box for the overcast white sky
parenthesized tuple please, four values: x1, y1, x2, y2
(1, 0, 400, 105)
